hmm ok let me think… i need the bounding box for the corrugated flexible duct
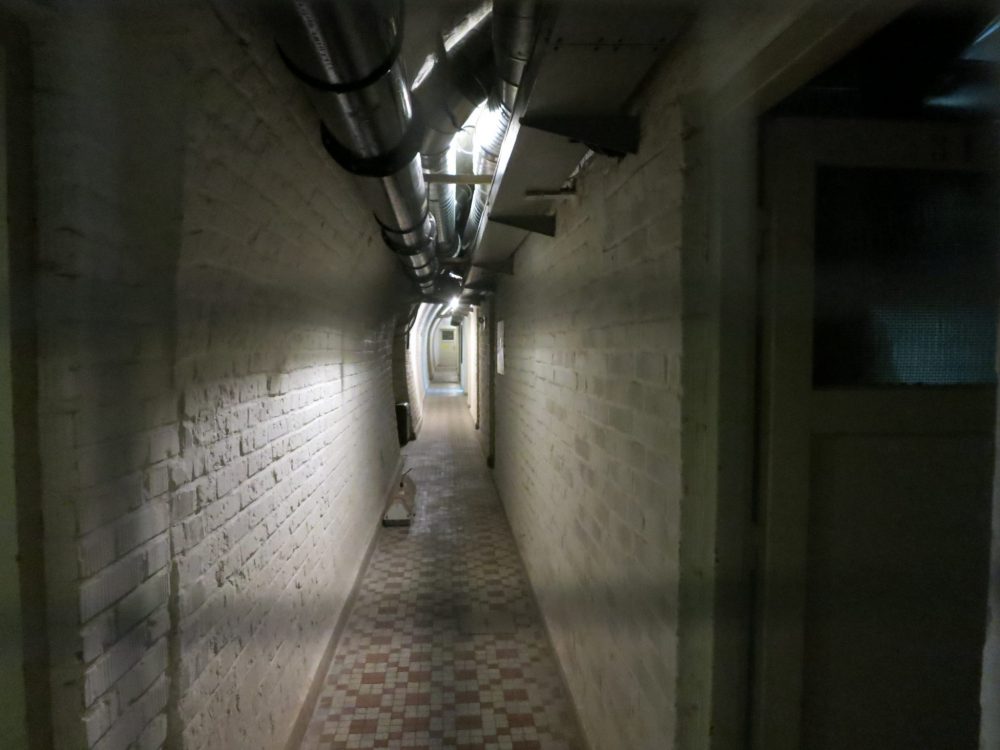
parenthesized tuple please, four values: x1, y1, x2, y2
(271, 0, 439, 295)
(412, 4, 495, 259)
(461, 105, 510, 251)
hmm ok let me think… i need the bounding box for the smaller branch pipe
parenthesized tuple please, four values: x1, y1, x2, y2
(412, 4, 495, 258)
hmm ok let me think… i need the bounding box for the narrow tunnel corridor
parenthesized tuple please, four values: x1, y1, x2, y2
(1, 1, 1000, 749)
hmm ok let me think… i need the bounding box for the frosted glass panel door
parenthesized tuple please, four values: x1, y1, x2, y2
(754, 119, 997, 750)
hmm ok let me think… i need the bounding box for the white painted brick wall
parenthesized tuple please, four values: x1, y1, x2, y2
(489, 5, 819, 746)
(493, 137, 684, 746)
(32, 2, 406, 748)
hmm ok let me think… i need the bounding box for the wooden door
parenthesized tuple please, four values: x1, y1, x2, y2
(753, 119, 999, 750)
(437, 327, 459, 369)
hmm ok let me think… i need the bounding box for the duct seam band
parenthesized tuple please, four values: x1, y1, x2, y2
(320, 117, 424, 178)
(384, 232, 435, 260)
(375, 206, 431, 240)
(273, 0, 404, 94)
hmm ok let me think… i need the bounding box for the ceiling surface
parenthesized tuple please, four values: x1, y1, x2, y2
(459, 1, 688, 291)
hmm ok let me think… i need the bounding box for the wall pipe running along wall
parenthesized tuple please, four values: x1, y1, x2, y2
(271, 0, 439, 295)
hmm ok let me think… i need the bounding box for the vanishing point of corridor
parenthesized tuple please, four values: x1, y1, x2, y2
(300, 389, 581, 750)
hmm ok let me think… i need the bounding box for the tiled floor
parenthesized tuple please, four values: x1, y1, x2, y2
(299, 389, 583, 750)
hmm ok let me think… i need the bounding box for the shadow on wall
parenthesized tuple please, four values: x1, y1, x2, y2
(30, 3, 414, 749)
(32, 7, 191, 747)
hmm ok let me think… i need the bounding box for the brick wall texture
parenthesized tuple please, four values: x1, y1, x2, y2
(31, 3, 406, 749)
(492, 97, 685, 747)
(489, 5, 815, 746)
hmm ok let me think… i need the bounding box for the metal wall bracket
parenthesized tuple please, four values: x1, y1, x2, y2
(424, 173, 493, 185)
(520, 115, 640, 158)
(525, 187, 577, 200)
(472, 257, 515, 275)
(488, 213, 556, 237)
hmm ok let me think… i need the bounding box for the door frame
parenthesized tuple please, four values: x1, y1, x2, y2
(0, 7, 48, 747)
(674, 3, 917, 749)
(753, 117, 999, 749)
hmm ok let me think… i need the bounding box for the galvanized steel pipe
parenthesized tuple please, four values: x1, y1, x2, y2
(272, 0, 439, 294)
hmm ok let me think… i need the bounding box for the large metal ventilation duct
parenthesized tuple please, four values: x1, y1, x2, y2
(461, 0, 537, 253)
(271, 0, 439, 295)
(494, 0, 536, 109)
(412, 4, 495, 259)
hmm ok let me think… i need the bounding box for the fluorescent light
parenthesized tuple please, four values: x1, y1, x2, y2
(412, 54, 435, 88)
(447, 296, 459, 312)
(443, 2, 491, 53)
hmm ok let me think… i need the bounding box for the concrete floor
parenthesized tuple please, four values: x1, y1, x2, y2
(300, 391, 583, 749)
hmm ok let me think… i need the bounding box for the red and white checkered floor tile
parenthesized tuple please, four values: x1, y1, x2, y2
(299, 391, 583, 750)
